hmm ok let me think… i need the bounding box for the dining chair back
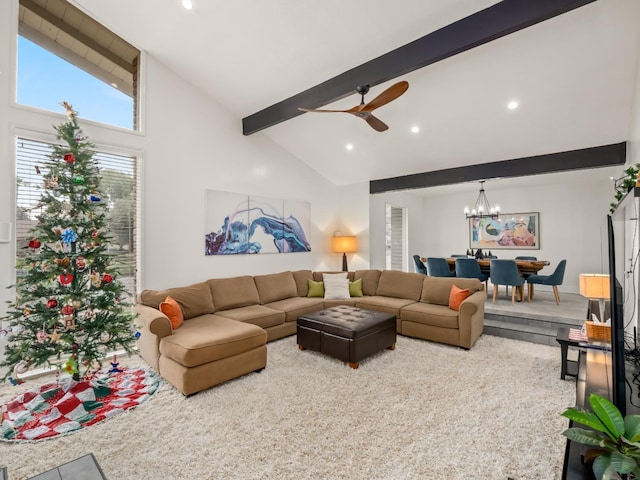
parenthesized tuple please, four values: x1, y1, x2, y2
(514, 256, 538, 279)
(426, 257, 456, 277)
(489, 259, 525, 304)
(525, 259, 567, 304)
(450, 254, 467, 258)
(454, 258, 488, 290)
(413, 255, 427, 275)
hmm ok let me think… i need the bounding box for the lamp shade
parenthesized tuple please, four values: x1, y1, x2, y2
(579, 274, 610, 299)
(332, 236, 357, 253)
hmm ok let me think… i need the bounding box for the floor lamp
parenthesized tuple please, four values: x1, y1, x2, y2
(579, 273, 611, 323)
(332, 235, 357, 272)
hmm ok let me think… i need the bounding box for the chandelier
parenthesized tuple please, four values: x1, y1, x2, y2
(464, 181, 501, 219)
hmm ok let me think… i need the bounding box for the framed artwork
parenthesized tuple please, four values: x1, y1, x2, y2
(469, 212, 539, 250)
(205, 190, 311, 255)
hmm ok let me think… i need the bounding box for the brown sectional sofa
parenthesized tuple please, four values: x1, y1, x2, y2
(135, 269, 486, 395)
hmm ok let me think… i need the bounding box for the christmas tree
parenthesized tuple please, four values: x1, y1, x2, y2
(1, 102, 137, 382)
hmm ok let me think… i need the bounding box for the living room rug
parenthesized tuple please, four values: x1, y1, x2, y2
(0, 334, 575, 479)
(0, 367, 160, 442)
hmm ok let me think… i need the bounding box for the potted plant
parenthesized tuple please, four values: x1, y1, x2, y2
(610, 163, 640, 214)
(562, 393, 640, 479)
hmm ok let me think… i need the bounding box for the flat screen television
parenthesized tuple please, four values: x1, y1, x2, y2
(607, 187, 639, 416)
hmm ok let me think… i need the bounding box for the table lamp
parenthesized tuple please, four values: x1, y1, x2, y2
(332, 235, 357, 272)
(579, 273, 611, 323)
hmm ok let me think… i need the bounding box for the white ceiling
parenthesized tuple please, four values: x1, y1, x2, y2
(72, 0, 640, 191)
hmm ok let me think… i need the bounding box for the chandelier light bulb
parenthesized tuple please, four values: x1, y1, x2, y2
(464, 206, 470, 215)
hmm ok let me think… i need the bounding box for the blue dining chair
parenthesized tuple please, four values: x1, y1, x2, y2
(526, 259, 567, 304)
(455, 258, 488, 290)
(451, 254, 468, 258)
(413, 255, 427, 275)
(489, 259, 525, 304)
(514, 255, 538, 281)
(426, 257, 455, 277)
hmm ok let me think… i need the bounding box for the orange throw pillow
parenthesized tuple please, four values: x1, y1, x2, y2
(449, 285, 470, 311)
(159, 295, 184, 329)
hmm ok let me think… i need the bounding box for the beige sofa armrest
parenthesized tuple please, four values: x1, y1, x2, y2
(134, 304, 173, 338)
(457, 290, 487, 349)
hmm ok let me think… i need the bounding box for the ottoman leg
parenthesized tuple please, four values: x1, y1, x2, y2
(387, 344, 396, 350)
(348, 362, 359, 369)
(298, 344, 305, 350)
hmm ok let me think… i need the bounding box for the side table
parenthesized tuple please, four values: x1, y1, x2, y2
(556, 326, 581, 380)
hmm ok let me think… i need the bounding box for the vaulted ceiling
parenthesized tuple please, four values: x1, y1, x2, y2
(72, 0, 640, 191)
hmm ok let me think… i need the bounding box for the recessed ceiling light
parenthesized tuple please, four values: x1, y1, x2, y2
(507, 100, 518, 110)
(411, 126, 420, 134)
(345, 143, 354, 151)
(181, 0, 193, 10)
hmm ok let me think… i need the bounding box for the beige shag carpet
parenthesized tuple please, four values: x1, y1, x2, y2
(0, 334, 575, 479)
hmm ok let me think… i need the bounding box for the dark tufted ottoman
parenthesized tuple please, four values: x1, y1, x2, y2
(297, 306, 396, 368)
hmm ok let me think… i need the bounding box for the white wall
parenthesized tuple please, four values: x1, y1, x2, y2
(369, 169, 616, 294)
(0, 0, 370, 316)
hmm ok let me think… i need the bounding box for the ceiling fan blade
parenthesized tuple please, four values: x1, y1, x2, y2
(362, 81, 409, 112)
(363, 114, 389, 132)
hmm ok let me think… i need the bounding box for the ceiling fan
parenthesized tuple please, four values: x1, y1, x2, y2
(298, 80, 409, 132)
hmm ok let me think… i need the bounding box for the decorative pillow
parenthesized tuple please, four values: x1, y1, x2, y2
(322, 272, 348, 281)
(448, 285, 471, 311)
(324, 278, 350, 300)
(349, 278, 363, 297)
(307, 280, 325, 298)
(159, 295, 184, 329)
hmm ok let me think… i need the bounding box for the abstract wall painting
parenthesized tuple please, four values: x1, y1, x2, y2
(205, 190, 311, 255)
(469, 212, 539, 250)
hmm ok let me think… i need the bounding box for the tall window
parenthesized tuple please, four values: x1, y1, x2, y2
(16, 137, 138, 297)
(385, 205, 407, 271)
(17, 0, 139, 130)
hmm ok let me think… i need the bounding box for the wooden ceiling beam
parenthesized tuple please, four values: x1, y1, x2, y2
(242, 0, 596, 135)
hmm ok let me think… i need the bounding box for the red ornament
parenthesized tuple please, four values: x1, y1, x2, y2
(91, 231, 98, 238)
(63, 153, 75, 163)
(46, 298, 58, 309)
(102, 274, 113, 284)
(61, 305, 74, 315)
(59, 273, 73, 285)
(28, 239, 41, 249)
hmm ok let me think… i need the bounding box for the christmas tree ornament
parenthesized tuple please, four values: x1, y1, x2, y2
(89, 194, 101, 203)
(60, 101, 77, 118)
(63, 152, 75, 163)
(91, 230, 99, 238)
(54, 256, 70, 267)
(63, 316, 76, 329)
(28, 239, 41, 249)
(47, 240, 63, 253)
(74, 175, 84, 184)
(52, 226, 63, 236)
(61, 305, 74, 316)
(102, 274, 113, 284)
(44, 175, 59, 188)
(61, 228, 78, 244)
(91, 271, 102, 288)
(36, 330, 48, 343)
(108, 355, 122, 373)
(13, 324, 25, 334)
(14, 361, 29, 375)
(27, 285, 37, 293)
(46, 298, 58, 309)
(63, 356, 78, 376)
(59, 272, 74, 285)
(34, 165, 41, 174)
(75, 256, 87, 271)
(48, 331, 62, 343)
(8, 377, 25, 386)
(72, 299, 83, 308)
(99, 332, 111, 343)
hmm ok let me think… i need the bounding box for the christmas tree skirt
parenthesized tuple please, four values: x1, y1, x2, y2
(0, 367, 161, 442)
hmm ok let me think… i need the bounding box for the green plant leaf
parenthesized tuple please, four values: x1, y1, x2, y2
(563, 428, 607, 447)
(593, 454, 613, 480)
(610, 450, 640, 474)
(625, 416, 640, 442)
(562, 407, 609, 435)
(590, 394, 625, 439)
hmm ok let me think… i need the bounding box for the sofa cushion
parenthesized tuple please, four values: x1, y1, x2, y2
(376, 270, 424, 301)
(207, 276, 260, 311)
(265, 297, 324, 322)
(139, 282, 214, 319)
(323, 298, 356, 308)
(292, 270, 313, 296)
(420, 277, 482, 306)
(214, 304, 285, 329)
(355, 296, 415, 318)
(400, 302, 460, 329)
(254, 271, 298, 304)
(160, 296, 184, 329)
(354, 270, 381, 296)
(159, 314, 266, 368)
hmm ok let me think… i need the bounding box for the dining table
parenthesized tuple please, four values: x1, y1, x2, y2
(445, 257, 550, 275)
